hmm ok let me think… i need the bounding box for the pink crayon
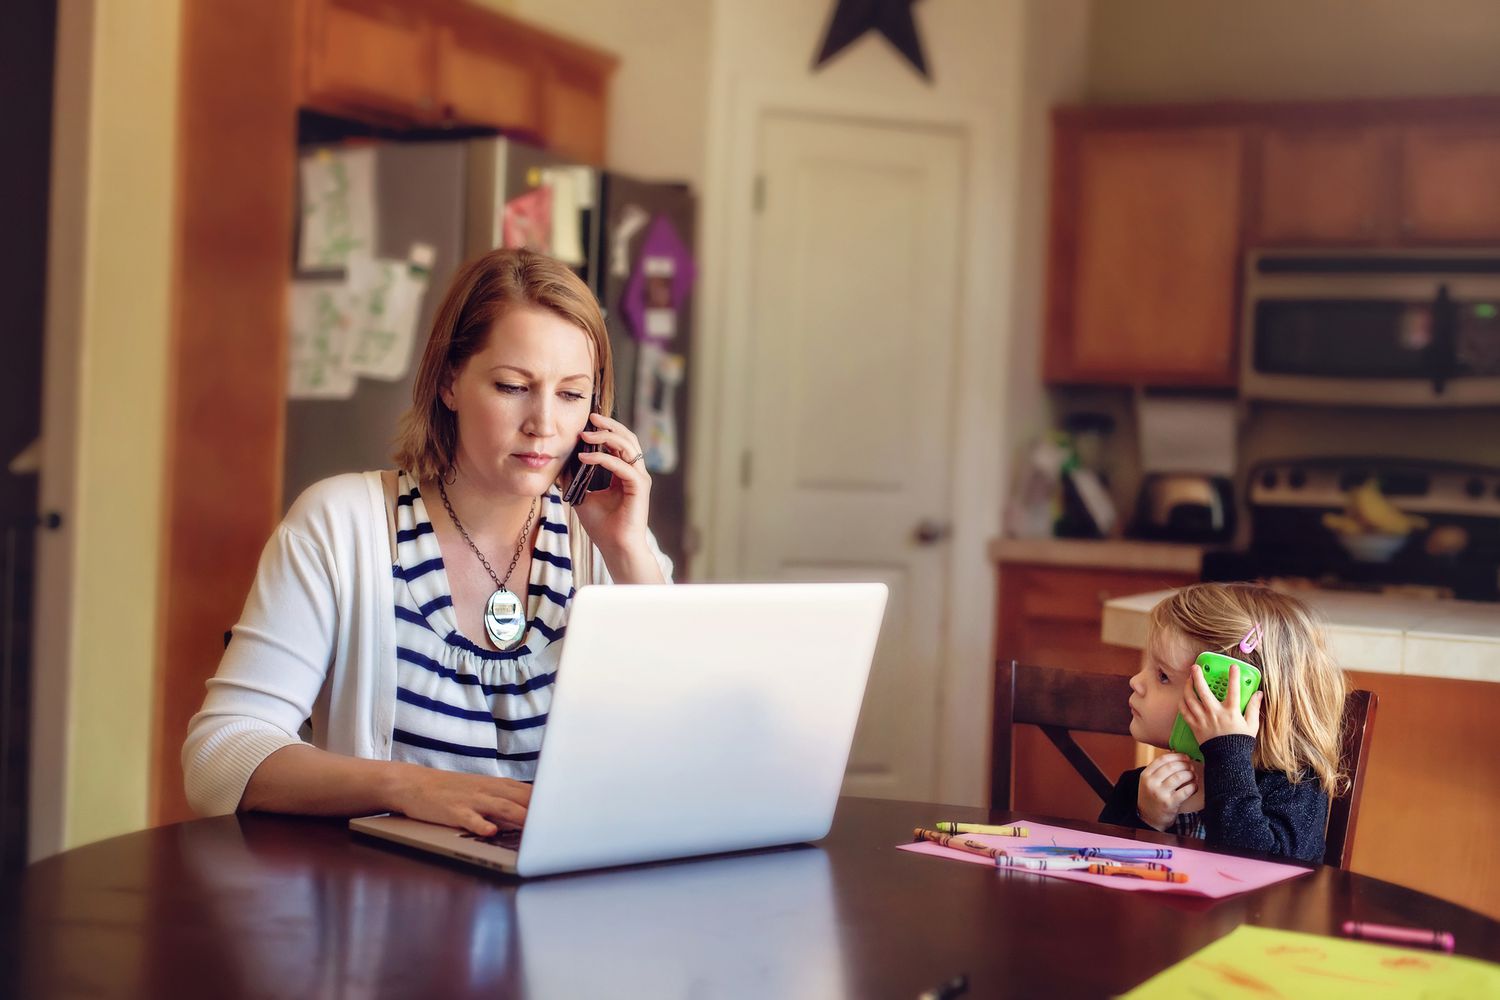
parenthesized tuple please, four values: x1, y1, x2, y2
(1341, 920, 1455, 953)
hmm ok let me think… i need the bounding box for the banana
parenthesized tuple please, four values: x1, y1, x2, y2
(1322, 512, 1367, 536)
(1350, 479, 1422, 535)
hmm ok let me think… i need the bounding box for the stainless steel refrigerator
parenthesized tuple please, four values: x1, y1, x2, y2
(285, 136, 696, 575)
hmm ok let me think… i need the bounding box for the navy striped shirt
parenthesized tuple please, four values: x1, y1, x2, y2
(389, 472, 573, 780)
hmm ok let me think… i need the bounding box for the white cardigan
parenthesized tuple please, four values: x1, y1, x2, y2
(181, 471, 667, 817)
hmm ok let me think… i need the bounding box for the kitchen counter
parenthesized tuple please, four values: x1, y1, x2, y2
(1102, 588, 1500, 683)
(990, 537, 1208, 574)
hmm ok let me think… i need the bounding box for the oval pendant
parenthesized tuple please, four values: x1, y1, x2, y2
(484, 588, 525, 648)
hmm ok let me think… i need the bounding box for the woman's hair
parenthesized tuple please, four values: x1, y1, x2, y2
(1149, 582, 1348, 796)
(392, 247, 613, 482)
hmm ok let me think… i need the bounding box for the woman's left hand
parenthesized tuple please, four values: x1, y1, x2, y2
(571, 413, 658, 576)
(1180, 661, 1264, 746)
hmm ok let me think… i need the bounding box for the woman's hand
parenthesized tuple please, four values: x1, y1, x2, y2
(1136, 753, 1200, 831)
(387, 763, 532, 837)
(1180, 661, 1264, 747)
(572, 412, 663, 582)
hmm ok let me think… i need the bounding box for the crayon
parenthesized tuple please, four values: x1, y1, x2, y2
(1014, 846, 1172, 860)
(1341, 921, 1455, 953)
(912, 829, 1005, 860)
(934, 822, 1029, 837)
(1086, 864, 1188, 883)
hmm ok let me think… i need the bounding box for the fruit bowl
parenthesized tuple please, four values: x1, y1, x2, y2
(1335, 532, 1410, 563)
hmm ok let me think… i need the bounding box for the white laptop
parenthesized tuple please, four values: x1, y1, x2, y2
(350, 582, 887, 877)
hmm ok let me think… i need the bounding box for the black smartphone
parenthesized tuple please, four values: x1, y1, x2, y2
(561, 401, 614, 506)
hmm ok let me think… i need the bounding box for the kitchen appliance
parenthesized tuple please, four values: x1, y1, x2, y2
(1202, 457, 1500, 602)
(283, 135, 697, 573)
(1241, 249, 1500, 406)
(1134, 473, 1236, 543)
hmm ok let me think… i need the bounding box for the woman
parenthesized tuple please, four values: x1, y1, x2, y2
(183, 248, 671, 837)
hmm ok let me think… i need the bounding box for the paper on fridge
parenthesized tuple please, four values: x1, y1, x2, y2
(1136, 394, 1237, 476)
(541, 166, 594, 267)
(344, 245, 434, 381)
(288, 279, 357, 399)
(298, 147, 377, 270)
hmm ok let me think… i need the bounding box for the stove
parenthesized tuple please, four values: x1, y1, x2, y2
(1201, 458, 1500, 602)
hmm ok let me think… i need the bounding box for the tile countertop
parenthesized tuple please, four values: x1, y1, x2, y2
(990, 537, 1208, 574)
(1102, 589, 1500, 684)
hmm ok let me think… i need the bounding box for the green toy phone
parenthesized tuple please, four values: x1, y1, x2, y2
(1169, 651, 1262, 763)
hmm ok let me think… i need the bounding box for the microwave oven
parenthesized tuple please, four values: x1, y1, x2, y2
(1240, 249, 1500, 406)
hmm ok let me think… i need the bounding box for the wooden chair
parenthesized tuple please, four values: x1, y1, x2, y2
(989, 659, 1378, 869)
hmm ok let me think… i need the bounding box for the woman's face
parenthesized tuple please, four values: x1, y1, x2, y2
(440, 305, 595, 496)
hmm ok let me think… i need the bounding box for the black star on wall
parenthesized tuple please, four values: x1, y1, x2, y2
(813, 0, 930, 81)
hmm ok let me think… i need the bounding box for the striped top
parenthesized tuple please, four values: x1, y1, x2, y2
(389, 471, 574, 781)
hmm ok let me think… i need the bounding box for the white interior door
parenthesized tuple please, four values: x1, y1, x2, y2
(742, 112, 964, 801)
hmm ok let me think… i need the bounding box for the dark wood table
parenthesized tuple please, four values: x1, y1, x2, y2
(6, 797, 1498, 997)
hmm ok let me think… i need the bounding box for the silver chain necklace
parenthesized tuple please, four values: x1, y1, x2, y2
(437, 480, 536, 650)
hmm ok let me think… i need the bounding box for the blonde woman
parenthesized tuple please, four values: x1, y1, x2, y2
(1100, 583, 1348, 862)
(183, 248, 671, 838)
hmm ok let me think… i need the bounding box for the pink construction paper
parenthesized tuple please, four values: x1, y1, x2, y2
(896, 819, 1313, 898)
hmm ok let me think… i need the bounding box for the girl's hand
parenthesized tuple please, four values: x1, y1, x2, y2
(1137, 753, 1199, 831)
(1180, 661, 1264, 747)
(388, 763, 531, 837)
(571, 413, 658, 576)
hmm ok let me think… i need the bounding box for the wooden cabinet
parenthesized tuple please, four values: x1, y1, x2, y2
(1398, 126, 1500, 243)
(994, 561, 1196, 822)
(300, 0, 436, 122)
(296, 0, 614, 160)
(1046, 125, 1244, 387)
(1255, 127, 1389, 244)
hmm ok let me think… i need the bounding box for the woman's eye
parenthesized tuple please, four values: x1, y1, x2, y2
(561, 391, 587, 402)
(495, 383, 526, 395)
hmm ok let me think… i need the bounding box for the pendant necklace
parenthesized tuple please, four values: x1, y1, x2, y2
(437, 480, 536, 650)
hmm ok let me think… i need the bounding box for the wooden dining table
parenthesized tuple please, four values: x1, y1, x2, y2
(6, 796, 1498, 997)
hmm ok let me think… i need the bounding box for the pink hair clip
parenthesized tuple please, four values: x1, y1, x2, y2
(1239, 623, 1263, 656)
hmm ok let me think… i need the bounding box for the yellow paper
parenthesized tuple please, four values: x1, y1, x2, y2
(1122, 925, 1500, 999)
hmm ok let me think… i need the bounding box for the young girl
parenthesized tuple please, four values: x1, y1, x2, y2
(1098, 582, 1348, 862)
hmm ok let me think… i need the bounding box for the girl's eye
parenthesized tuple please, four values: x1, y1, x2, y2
(495, 383, 526, 395)
(1158, 671, 1171, 685)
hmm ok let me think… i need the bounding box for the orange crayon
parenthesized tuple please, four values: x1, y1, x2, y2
(1086, 863, 1188, 883)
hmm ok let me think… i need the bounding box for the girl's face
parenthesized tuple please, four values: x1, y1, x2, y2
(440, 305, 596, 496)
(1128, 626, 1198, 748)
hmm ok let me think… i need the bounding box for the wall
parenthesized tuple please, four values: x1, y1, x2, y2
(32, 0, 179, 856)
(1088, 0, 1500, 102)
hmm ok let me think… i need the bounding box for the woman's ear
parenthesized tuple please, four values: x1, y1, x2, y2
(438, 372, 457, 411)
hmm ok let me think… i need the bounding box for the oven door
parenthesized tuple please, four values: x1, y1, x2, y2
(1240, 252, 1500, 406)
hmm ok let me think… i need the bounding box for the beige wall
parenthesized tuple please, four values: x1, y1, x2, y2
(33, 0, 180, 855)
(1088, 0, 1500, 102)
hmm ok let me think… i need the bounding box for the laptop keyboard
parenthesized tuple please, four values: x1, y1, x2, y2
(458, 828, 523, 851)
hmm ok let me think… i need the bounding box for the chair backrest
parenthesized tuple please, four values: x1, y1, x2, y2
(1323, 688, 1377, 869)
(990, 659, 1134, 811)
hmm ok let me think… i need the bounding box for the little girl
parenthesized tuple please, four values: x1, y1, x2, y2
(1098, 582, 1348, 862)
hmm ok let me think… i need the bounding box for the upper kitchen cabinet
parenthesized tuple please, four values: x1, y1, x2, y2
(1254, 127, 1389, 245)
(1398, 126, 1500, 243)
(1046, 123, 1243, 386)
(299, 0, 437, 123)
(434, 6, 543, 135)
(296, 0, 613, 159)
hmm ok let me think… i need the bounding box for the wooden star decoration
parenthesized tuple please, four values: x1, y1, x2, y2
(813, 0, 930, 81)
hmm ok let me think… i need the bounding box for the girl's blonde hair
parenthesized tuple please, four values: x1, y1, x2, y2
(392, 247, 614, 483)
(1149, 582, 1348, 796)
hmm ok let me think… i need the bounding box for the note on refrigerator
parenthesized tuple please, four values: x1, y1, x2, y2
(288, 279, 357, 399)
(541, 166, 594, 266)
(1136, 394, 1237, 476)
(298, 147, 377, 270)
(344, 245, 433, 381)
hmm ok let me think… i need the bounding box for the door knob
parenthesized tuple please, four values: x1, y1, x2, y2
(913, 520, 952, 545)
